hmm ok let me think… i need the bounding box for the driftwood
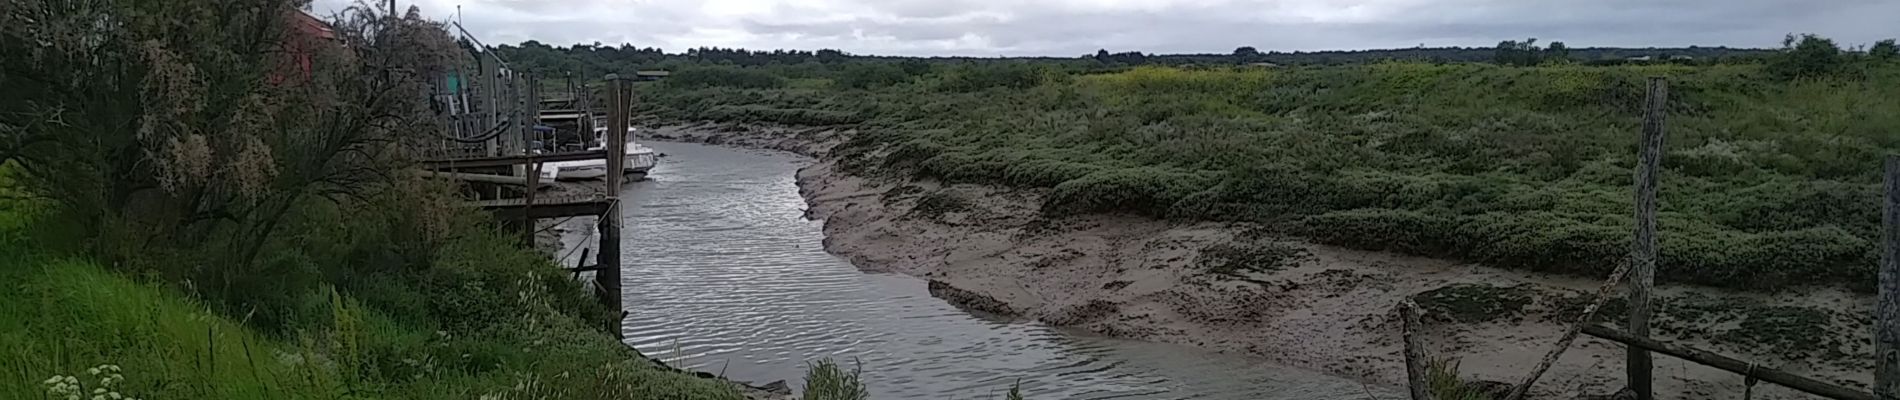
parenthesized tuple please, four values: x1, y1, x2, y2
(1582, 325, 1874, 400)
(1499, 259, 1634, 400)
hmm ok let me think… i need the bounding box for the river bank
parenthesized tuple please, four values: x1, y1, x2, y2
(643, 121, 1877, 400)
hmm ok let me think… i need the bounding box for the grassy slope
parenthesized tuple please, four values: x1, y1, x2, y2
(641, 62, 1900, 291)
(0, 206, 748, 400)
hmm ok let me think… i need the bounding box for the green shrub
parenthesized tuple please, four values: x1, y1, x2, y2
(1302, 209, 1457, 255)
(1045, 168, 1215, 216)
(646, 60, 1900, 291)
(667, 66, 789, 89)
(802, 359, 868, 400)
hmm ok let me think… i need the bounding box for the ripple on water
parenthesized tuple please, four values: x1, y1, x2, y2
(562, 142, 1394, 400)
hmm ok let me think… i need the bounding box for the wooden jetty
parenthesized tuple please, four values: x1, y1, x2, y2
(423, 27, 633, 321)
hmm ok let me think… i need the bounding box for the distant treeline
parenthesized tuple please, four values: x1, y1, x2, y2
(494, 38, 1787, 79)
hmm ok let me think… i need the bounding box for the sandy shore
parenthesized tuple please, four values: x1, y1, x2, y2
(644, 121, 1875, 400)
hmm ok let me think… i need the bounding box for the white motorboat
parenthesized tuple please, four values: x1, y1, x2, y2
(538, 127, 657, 181)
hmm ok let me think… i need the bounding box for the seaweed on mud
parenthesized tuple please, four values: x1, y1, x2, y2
(1193, 242, 1308, 276)
(1413, 284, 1536, 324)
(907, 190, 972, 219)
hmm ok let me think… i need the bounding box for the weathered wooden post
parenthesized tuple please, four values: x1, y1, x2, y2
(596, 74, 629, 326)
(1628, 76, 1667, 400)
(1400, 300, 1435, 400)
(1880, 154, 1900, 399)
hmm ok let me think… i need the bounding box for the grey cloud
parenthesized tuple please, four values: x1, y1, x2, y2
(315, 0, 1900, 56)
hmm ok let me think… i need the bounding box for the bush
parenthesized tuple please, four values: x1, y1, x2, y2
(1768, 34, 1844, 79)
(667, 66, 788, 89)
(835, 62, 911, 89)
(1302, 209, 1458, 255)
(938, 63, 1051, 92)
(644, 53, 1900, 291)
(1044, 168, 1215, 216)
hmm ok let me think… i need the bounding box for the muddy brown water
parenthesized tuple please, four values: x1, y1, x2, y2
(558, 142, 1393, 399)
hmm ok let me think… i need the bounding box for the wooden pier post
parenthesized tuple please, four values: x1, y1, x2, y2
(1400, 300, 1435, 400)
(1628, 76, 1668, 400)
(1880, 154, 1900, 399)
(595, 75, 628, 324)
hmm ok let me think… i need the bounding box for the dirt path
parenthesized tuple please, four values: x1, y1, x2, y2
(646, 122, 1875, 400)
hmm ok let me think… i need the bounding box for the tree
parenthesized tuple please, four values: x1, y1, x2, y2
(1545, 41, 1570, 63)
(1493, 38, 1543, 66)
(1769, 33, 1843, 79)
(1234, 46, 1260, 58)
(836, 62, 909, 89)
(2, 0, 464, 303)
(1873, 39, 1898, 61)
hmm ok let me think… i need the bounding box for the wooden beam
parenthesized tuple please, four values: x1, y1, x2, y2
(1400, 300, 1435, 400)
(420, 149, 608, 169)
(471, 196, 611, 220)
(1880, 154, 1900, 398)
(415, 170, 551, 189)
(1628, 76, 1668, 400)
(1582, 325, 1875, 400)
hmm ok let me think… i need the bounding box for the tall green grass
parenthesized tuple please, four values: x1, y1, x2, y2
(0, 202, 749, 399)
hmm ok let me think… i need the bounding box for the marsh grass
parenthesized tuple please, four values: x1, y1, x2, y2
(641, 61, 1900, 292)
(801, 358, 869, 400)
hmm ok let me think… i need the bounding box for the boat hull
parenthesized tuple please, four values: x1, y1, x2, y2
(541, 149, 657, 181)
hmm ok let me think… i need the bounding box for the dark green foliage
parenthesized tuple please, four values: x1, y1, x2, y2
(1301, 209, 1458, 255)
(1493, 38, 1544, 66)
(0, 1, 745, 398)
(704, 105, 861, 125)
(1414, 284, 1536, 323)
(938, 63, 1052, 92)
(634, 37, 1900, 292)
(835, 62, 911, 89)
(667, 66, 788, 89)
(1045, 168, 1215, 215)
(1545, 41, 1570, 63)
(1874, 39, 1899, 61)
(1769, 33, 1844, 79)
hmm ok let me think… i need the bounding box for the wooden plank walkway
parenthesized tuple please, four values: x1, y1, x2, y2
(470, 195, 612, 219)
(422, 150, 608, 169)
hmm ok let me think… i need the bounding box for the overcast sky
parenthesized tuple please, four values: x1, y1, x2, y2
(309, 0, 1900, 57)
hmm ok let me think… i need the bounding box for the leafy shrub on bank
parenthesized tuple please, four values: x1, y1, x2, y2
(667, 66, 788, 89)
(644, 57, 1900, 291)
(1045, 168, 1216, 215)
